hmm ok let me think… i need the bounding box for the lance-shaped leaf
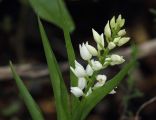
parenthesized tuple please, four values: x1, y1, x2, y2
(38, 18, 70, 120)
(29, 0, 75, 32)
(57, 0, 79, 110)
(10, 62, 44, 120)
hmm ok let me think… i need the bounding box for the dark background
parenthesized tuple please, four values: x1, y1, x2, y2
(0, 0, 156, 120)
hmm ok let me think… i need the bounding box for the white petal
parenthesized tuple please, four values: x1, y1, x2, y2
(116, 14, 122, 24)
(110, 16, 116, 29)
(117, 29, 126, 36)
(75, 60, 82, 67)
(86, 88, 92, 96)
(108, 42, 116, 50)
(113, 37, 120, 44)
(116, 14, 125, 27)
(105, 57, 111, 61)
(74, 60, 86, 77)
(91, 60, 102, 71)
(86, 64, 93, 76)
(117, 37, 130, 46)
(109, 89, 116, 94)
(104, 21, 111, 38)
(79, 43, 92, 60)
(78, 78, 86, 90)
(110, 54, 125, 65)
(70, 87, 84, 97)
(86, 43, 98, 56)
(97, 34, 104, 51)
(93, 82, 104, 89)
(75, 67, 86, 77)
(96, 74, 107, 82)
(93, 75, 107, 89)
(92, 28, 102, 45)
(100, 33, 104, 47)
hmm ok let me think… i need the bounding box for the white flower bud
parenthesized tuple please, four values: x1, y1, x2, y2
(117, 29, 126, 36)
(71, 87, 84, 97)
(79, 43, 92, 60)
(97, 33, 104, 50)
(92, 28, 102, 45)
(86, 42, 98, 56)
(86, 88, 92, 96)
(94, 74, 107, 89)
(86, 64, 93, 76)
(108, 42, 116, 50)
(113, 37, 121, 44)
(109, 89, 116, 94)
(104, 21, 111, 38)
(119, 19, 125, 28)
(78, 78, 86, 90)
(91, 60, 102, 71)
(110, 16, 116, 29)
(116, 14, 125, 27)
(116, 14, 122, 23)
(105, 57, 111, 61)
(117, 37, 130, 46)
(110, 54, 125, 65)
(70, 60, 86, 77)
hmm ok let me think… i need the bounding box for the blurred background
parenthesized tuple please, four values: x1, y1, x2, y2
(0, 0, 156, 120)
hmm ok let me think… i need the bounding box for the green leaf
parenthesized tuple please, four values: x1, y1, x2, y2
(56, 0, 79, 111)
(38, 18, 70, 120)
(10, 62, 44, 120)
(29, 0, 75, 32)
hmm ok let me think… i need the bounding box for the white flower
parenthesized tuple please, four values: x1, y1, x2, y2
(113, 37, 121, 44)
(79, 43, 92, 60)
(86, 42, 98, 56)
(86, 64, 93, 76)
(92, 29, 102, 45)
(94, 75, 107, 89)
(78, 78, 86, 90)
(97, 33, 104, 50)
(104, 21, 111, 38)
(91, 60, 102, 71)
(110, 54, 125, 65)
(117, 37, 130, 46)
(71, 87, 84, 97)
(108, 42, 116, 50)
(117, 29, 126, 36)
(70, 60, 86, 77)
(110, 16, 116, 29)
(109, 89, 116, 94)
(86, 88, 92, 96)
(116, 14, 125, 27)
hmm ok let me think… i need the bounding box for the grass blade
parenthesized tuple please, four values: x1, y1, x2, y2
(57, 0, 79, 112)
(29, 0, 75, 32)
(10, 62, 44, 120)
(38, 18, 70, 120)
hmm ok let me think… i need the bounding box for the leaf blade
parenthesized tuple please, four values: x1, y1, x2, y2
(38, 18, 70, 120)
(29, 0, 75, 32)
(10, 62, 44, 120)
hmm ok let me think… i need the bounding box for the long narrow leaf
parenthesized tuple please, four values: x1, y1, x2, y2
(10, 62, 44, 120)
(57, 0, 79, 112)
(38, 18, 70, 120)
(29, 0, 75, 32)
